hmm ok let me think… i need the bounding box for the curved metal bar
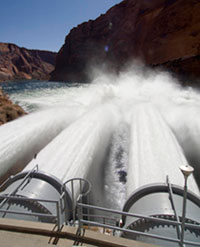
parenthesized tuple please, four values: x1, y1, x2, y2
(63, 177, 92, 197)
(123, 183, 200, 215)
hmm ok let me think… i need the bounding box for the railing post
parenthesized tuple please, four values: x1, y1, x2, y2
(56, 201, 61, 230)
(179, 165, 194, 247)
(71, 180, 76, 225)
(77, 203, 83, 234)
(63, 178, 92, 226)
(63, 191, 68, 225)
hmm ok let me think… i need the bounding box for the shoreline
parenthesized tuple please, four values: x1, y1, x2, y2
(0, 86, 27, 125)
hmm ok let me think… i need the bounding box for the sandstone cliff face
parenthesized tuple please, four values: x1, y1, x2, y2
(0, 43, 57, 82)
(0, 87, 26, 125)
(50, 0, 200, 82)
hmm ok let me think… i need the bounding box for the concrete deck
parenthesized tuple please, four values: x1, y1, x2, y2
(0, 218, 159, 247)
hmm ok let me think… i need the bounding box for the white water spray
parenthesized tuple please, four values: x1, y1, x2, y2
(104, 123, 129, 209)
(25, 104, 119, 205)
(1, 66, 200, 209)
(0, 106, 83, 182)
(127, 104, 199, 197)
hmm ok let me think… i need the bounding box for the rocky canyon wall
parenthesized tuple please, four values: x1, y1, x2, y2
(0, 43, 57, 82)
(50, 0, 200, 83)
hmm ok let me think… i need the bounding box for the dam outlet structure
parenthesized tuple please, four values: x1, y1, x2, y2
(0, 167, 73, 223)
(0, 103, 199, 246)
(121, 105, 200, 246)
(0, 104, 117, 225)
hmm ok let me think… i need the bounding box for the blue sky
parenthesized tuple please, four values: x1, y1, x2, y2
(0, 0, 122, 52)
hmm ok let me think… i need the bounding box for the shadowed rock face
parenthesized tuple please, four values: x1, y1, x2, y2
(50, 0, 200, 83)
(0, 43, 57, 82)
(0, 88, 26, 125)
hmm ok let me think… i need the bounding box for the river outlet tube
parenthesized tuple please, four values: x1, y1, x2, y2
(122, 105, 200, 246)
(0, 104, 118, 223)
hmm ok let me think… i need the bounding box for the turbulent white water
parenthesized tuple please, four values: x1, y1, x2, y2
(0, 107, 84, 182)
(127, 104, 199, 197)
(104, 122, 129, 209)
(25, 104, 119, 205)
(1, 67, 200, 209)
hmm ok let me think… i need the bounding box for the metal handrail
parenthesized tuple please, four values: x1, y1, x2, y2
(0, 165, 38, 209)
(63, 178, 92, 225)
(166, 175, 182, 239)
(0, 195, 58, 204)
(82, 213, 117, 223)
(78, 203, 200, 230)
(77, 202, 200, 246)
(79, 219, 200, 247)
(0, 176, 13, 191)
(0, 194, 62, 229)
(0, 208, 56, 218)
(63, 178, 92, 198)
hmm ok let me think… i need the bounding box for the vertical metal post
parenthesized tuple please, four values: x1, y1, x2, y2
(103, 217, 105, 234)
(179, 165, 194, 247)
(71, 180, 76, 225)
(79, 179, 82, 203)
(180, 176, 188, 247)
(87, 194, 90, 229)
(63, 178, 91, 227)
(77, 203, 83, 235)
(56, 201, 61, 230)
(62, 190, 68, 225)
(166, 176, 181, 239)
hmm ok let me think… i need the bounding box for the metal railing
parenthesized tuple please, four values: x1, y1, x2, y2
(0, 164, 66, 229)
(0, 194, 199, 246)
(0, 177, 92, 231)
(0, 165, 39, 209)
(0, 194, 64, 230)
(76, 202, 200, 247)
(63, 177, 91, 225)
(0, 174, 199, 246)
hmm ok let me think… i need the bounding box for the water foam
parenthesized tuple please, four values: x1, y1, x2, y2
(0, 106, 83, 182)
(24, 103, 119, 205)
(1, 66, 200, 207)
(127, 104, 199, 197)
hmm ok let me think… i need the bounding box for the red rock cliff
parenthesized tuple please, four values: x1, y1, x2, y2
(0, 43, 57, 81)
(50, 0, 200, 82)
